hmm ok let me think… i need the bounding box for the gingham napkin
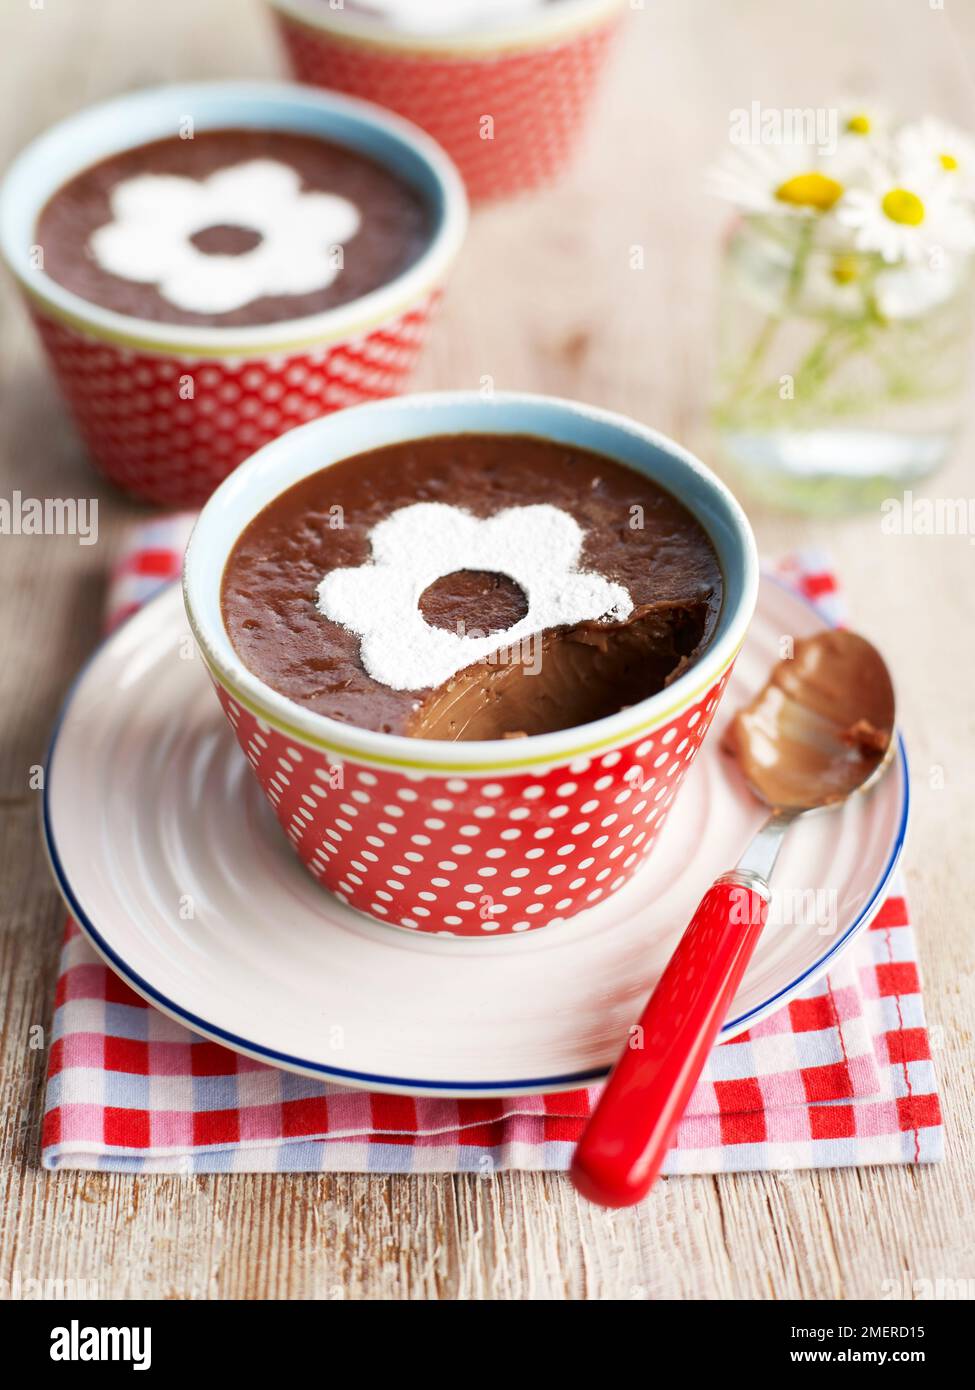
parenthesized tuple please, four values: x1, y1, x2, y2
(40, 520, 943, 1174)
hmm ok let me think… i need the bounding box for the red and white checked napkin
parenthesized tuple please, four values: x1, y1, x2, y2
(41, 520, 943, 1174)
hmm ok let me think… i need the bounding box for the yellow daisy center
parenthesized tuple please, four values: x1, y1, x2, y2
(940, 151, 959, 172)
(831, 254, 860, 285)
(846, 114, 871, 135)
(881, 188, 925, 226)
(775, 172, 844, 212)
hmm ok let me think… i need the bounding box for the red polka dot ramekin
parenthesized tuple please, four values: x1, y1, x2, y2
(0, 82, 467, 508)
(184, 392, 759, 938)
(269, 0, 628, 201)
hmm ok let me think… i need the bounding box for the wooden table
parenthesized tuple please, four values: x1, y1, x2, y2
(2, 0, 973, 1301)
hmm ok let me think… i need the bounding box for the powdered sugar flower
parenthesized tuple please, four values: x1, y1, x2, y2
(317, 502, 634, 692)
(89, 160, 361, 315)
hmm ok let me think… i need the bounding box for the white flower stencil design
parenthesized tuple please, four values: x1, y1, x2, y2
(89, 159, 361, 315)
(317, 502, 634, 691)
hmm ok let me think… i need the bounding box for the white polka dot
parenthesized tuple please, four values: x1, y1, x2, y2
(458, 825, 480, 837)
(594, 775, 613, 791)
(357, 771, 378, 786)
(480, 783, 504, 798)
(580, 799, 599, 814)
(556, 781, 578, 798)
(432, 799, 453, 812)
(500, 828, 522, 841)
(446, 779, 468, 793)
(521, 785, 545, 800)
(600, 751, 621, 768)
(438, 860, 458, 871)
(397, 788, 419, 801)
(424, 818, 445, 831)
(662, 727, 678, 744)
(508, 807, 531, 821)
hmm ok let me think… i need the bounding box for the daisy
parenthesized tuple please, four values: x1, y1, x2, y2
(835, 159, 975, 264)
(896, 115, 975, 194)
(709, 142, 850, 218)
(836, 102, 891, 142)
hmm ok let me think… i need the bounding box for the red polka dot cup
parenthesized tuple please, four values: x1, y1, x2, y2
(184, 392, 759, 938)
(269, 0, 628, 201)
(0, 82, 467, 507)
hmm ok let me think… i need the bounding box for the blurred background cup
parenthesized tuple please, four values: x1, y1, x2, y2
(269, 0, 629, 202)
(0, 81, 467, 508)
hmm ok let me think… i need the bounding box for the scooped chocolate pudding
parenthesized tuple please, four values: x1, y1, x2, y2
(36, 128, 432, 328)
(221, 434, 724, 740)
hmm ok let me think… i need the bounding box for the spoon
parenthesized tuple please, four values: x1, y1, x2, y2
(570, 629, 896, 1208)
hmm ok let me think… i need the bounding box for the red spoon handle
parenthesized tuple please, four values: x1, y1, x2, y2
(571, 872, 770, 1208)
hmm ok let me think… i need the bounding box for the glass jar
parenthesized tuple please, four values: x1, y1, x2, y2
(712, 215, 975, 513)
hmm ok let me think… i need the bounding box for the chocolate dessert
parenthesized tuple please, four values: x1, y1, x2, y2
(36, 129, 432, 328)
(222, 435, 723, 741)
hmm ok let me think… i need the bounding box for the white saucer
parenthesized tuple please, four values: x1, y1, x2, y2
(43, 577, 908, 1097)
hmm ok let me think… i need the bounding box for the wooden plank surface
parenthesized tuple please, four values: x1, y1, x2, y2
(1, 0, 974, 1301)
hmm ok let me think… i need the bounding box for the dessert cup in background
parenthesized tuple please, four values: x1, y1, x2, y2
(0, 82, 467, 507)
(269, 0, 628, 201)
(183, 392, 759, 938)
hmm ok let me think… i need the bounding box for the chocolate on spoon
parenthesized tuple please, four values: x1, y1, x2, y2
(571, 628, 896, 1208)
(724, 629, 895, 813)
